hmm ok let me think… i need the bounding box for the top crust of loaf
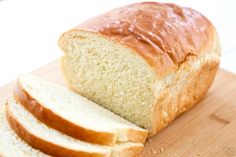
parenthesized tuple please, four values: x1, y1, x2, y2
(64, 2, 218, 77)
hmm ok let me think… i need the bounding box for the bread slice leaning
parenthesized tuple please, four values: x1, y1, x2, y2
(0, 104, 50, 157)
(6, 98, 143, 157)
(14, 74, 147, 146)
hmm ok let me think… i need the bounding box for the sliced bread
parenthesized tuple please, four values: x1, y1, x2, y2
(0, 104, 50, 157)
(14, 74, 147, 146)
(6, 98, 143, 157)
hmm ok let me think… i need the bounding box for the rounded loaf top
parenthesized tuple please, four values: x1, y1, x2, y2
(77, 2, 217, 77)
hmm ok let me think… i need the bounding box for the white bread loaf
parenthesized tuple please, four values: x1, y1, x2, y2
(14, 74, 147, 146)
(58, 2, 221, 136)
(0, 103, 49, 157)
(6, 98, 143, 157)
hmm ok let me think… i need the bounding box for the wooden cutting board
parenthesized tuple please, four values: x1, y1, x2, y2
(0, 60, 236, 157)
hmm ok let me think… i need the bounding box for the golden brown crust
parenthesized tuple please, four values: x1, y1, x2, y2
(13, 80, 116, 146)
(149, 49, 220, 136)
(5, 102, 108, 157)
(77, 2, 216, 77)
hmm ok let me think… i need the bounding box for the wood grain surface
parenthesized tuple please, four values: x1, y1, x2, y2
(0, 60, 236, 157)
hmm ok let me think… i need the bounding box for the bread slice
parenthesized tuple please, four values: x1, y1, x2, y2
(6, 98, 143, 157)
(58, 2, 221, 136)
(14, 74, 147, 145)
(14, 74, 147, 146)
(0, 104, 50, 157)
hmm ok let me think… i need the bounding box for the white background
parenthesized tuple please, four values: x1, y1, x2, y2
(0, 0, 235, 86)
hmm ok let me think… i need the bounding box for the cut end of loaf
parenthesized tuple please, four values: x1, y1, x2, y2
(59, 30, 157, 131)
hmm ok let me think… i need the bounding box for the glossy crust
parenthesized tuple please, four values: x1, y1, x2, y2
(5, 102, 110, 157)
(14, 80, 147, 145)
(77, 2, 217, 77)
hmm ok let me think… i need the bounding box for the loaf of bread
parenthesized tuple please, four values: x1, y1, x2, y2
(59, 2, 221, 136)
